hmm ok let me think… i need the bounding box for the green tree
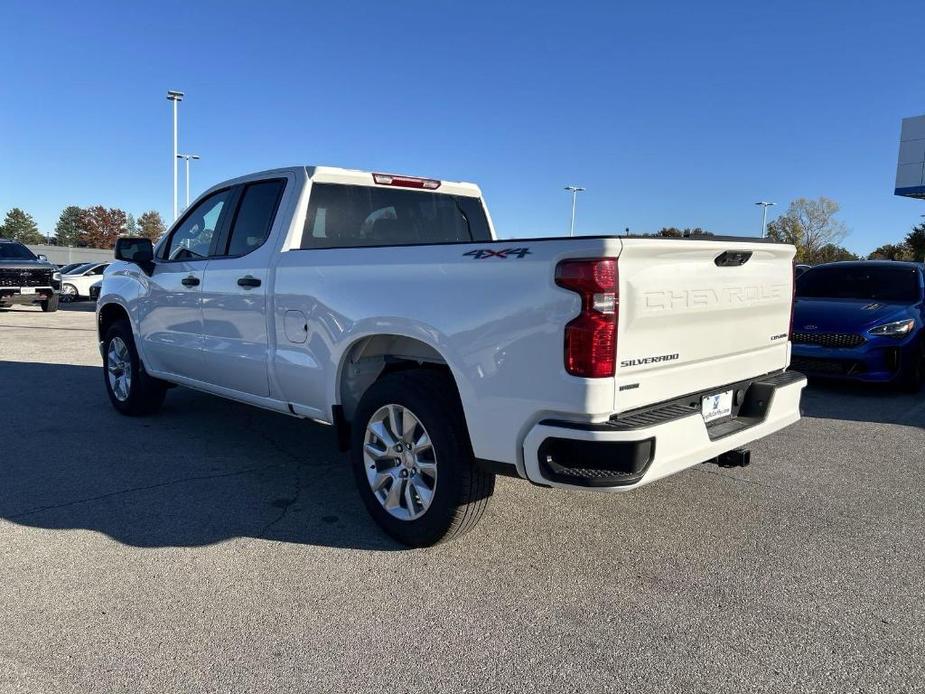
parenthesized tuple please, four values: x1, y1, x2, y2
(137, 210, 166, 242)
(124, 213, 139, 236)
(1, 208, 44, 244)
(656, 227, 683, 238)
(904, 223, 925, 261)
(766, 197, 849, 264)
(655, 227, 713, 238)
(868, 243, 912, 261)
(53, 206, 86, 247)
(814, 244, 859, 263)
(81, 206, 127, 249)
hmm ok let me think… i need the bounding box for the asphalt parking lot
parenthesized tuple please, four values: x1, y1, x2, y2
(1, 304, 923, 693)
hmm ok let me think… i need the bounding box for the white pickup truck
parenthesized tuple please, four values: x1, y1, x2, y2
(98, 166, 806, 546)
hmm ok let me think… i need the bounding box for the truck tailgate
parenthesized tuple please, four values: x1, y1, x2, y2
(614, 238, 794, 412)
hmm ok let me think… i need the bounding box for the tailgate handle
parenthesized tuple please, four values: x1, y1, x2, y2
(714, 250, 752, 267)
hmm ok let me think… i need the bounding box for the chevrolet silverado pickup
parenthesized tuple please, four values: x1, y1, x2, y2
(0, 238, 61, 311)
(96, 166, 806, 546)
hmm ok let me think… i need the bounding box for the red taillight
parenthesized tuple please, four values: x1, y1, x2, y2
(555, 258, 618, 378)
(372, 173, 441, 190)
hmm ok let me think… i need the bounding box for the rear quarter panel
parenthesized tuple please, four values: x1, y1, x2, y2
(271, 238, 621, 465)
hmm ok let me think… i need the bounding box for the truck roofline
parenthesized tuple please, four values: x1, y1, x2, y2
(193, 165, 484, 201)
(307, 165, 483, 198)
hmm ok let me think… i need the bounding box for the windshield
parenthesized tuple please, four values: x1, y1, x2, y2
(0, 242, 37, 260)
(797, 265, 921, 302)
(64, 263, 93, 275)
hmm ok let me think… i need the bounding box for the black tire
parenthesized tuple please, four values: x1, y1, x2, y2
(899, 347, 924, 393)
(350, 370, 495, 547)
(41, 295, 59, 312)
(102, 320, 167, 416)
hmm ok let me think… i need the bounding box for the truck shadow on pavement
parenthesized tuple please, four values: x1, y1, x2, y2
(799, 378, 925, 428)
(1, 361, 405, 551)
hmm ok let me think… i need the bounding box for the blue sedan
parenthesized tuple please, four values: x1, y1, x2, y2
(790, 261, 924, 391)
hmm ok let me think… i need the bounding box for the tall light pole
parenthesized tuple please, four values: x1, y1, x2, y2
(166, 90, 184, 221)
(177, 154, 200, 209)
(755, 201, 776, 237)
(564, 185, 586, 237)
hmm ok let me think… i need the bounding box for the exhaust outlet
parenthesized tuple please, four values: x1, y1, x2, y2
(711, 448, 751, 468)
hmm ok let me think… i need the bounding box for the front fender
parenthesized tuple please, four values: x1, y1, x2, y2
(97, 266, 148, 360)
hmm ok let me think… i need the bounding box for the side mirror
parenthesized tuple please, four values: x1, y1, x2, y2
(37, 254, 48, 261)
(114, 237, 155, 275)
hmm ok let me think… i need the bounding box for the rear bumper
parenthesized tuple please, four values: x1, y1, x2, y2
(522, 371, 806, 491)
(0, 287, 57, 305)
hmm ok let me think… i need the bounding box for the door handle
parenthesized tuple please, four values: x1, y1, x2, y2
(181, 275, 200, 287)
(237, 276, 261, 289)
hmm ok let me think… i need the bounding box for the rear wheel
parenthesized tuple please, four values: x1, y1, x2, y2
(103, 320, 167, 415)
(350, 370, 495, 547)
(40, 294, 59, 312)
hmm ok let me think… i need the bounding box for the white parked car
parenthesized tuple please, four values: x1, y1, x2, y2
(96, 165, 806, 546)
(60, 262, 109, 300)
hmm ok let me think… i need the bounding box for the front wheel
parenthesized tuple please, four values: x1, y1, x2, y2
(350, 371, 495, 547)
(41, 294, 59, 312)
(103, 320, 167, 415)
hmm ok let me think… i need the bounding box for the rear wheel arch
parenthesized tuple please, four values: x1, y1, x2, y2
(335, 334, 469, 441)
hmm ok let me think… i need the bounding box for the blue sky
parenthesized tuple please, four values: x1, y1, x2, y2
(1, 0, 924, 255)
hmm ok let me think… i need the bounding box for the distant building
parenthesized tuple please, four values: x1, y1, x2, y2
(896, 114, 925, 199)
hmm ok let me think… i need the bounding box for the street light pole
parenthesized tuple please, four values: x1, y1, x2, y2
(564, 185, 586, 237)
(755, 201, 776, 237)
(166, 90, 184, 221)
(177, 154, 200, 208)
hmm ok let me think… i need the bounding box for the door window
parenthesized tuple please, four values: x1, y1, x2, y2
(161, 189, 233, 261)
(222, 180, 286, 257)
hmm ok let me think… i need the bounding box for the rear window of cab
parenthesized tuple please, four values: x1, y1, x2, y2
(300, 183, 491, 249)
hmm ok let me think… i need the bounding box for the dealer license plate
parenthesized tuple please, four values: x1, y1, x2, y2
(701, 390, 733, 423)
(19, 287, 35, 295)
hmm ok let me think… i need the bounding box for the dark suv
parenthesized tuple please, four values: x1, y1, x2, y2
(0, 238, 61, 311)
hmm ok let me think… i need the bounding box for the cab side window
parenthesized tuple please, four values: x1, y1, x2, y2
(222, 180, 286, 257)
(90, 263, 109, 275)
(160, 189, 232, 261)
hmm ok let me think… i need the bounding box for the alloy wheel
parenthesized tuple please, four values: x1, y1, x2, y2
(363, 404, 438, 521)
(106, 336, 132, 402)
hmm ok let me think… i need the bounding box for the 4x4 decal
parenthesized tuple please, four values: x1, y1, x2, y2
(463, 248, 531, 259)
